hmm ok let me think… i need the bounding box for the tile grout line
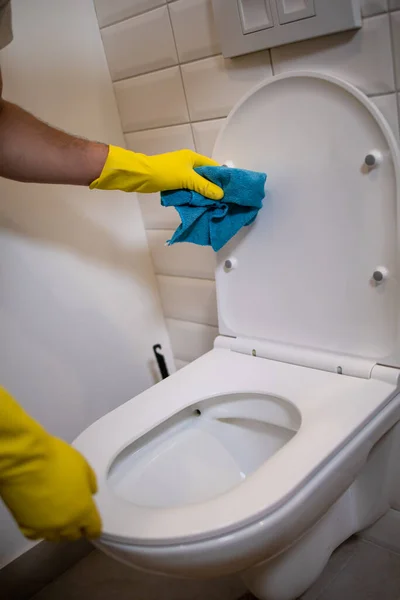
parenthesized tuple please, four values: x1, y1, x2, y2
(361, 536, 400, 558)
(164, 315, 218, 328)
(124, 121, 192, 136)
(103, 9, 400, 145)
(150, 3, 215, 334)
(121, 87, 394, 135)
(106, 12, 398, 97)
(154, 268, 216, 282)
(166, 315, 218, 328)
(99, 2, 167, 31)
(99, 6, 395, 33)
(388, 12, 399, 89)
(314, 541, 360, 600)
(156, 273, 216, 283)
(112, 52, 222, 86)
(191, 115, 227, 125)
(368, 90, 396, 98)
(123, 115, 227, 137)
(111, 57, 397, 95)
(388, 11, 400, 138)
(167, 1, 197, 150)
(112, 62, 179, 86)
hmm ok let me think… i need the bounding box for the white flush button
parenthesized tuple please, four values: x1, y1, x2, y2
(238, 0, 274, 34)
(276, 0, 316, 24)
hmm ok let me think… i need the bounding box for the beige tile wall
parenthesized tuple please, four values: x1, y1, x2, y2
(93, 0, 400, 367)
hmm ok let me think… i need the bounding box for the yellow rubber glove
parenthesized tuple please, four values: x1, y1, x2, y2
(0, 387, 101, 541)
(90, 146, 224, 200)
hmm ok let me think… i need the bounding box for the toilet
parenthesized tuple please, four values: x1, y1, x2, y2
(73, 72, 400, 600)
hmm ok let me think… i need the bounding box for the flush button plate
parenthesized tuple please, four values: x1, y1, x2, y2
(276, 0, 316, 24)
(213, 0, 361, 58)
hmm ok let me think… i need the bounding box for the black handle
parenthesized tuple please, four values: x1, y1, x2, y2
(153, 344, 169, 380)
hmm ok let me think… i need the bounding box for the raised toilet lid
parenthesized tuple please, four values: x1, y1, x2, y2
(213, 72, 400, 363)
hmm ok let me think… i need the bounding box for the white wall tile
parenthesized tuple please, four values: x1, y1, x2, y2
(272, 14, 395, 95)
(175, 358, 189, 369)
(182, 52, 272, 121)
(97, 0, 400, 376)
(166, 318, 217, 361)
(130, 124, 195, 231)
(371, 93, 399, 139)
(398, 94, 400, 135)
(192, 118, 226, 156)
(361, 0, 388, 16)
(94, 0, 166, 28)
(157, 275, 218, 325)
(125, 124, 195, 154)
(139, 194, 180, 229)
(361, 510, 400, 555)
(169, 0, 220, 63)
(114, 66, 189, 132)
(392, 12, 400, 86)
(101, 7, 177, 81)
(147, 230, 216, 278)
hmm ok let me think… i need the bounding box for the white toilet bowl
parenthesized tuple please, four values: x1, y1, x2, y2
(74, 72, 400, 600)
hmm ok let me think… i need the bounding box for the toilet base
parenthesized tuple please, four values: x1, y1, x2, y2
(241, 487, 356, 600)
(241, 425, 396, 600)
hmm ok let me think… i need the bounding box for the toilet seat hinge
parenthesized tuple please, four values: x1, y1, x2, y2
(214, 336, 378, 379)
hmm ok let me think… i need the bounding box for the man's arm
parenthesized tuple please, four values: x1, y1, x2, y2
(0, 70, 108, 186)
(0, 69, 223, 198)
(0, 1, 222, 197)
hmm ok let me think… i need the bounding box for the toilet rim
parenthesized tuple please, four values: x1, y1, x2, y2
(91, 391, 400, 591)
(74, 350, 398, 546)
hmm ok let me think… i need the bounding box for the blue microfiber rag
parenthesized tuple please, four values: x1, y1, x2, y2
(160, 166, 266, 252)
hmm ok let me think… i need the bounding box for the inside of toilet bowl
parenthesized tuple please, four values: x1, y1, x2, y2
(107, 393, 301, 509)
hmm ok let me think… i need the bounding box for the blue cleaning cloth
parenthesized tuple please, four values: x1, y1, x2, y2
(161, 166, 266, 252)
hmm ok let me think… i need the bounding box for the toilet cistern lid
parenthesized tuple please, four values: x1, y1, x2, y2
(212, 72, 400, 364)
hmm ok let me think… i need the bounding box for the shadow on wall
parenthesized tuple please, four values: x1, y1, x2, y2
(0, 0, 171, 570)
(0, 2, 169, 441)
(0, 186, 152, 280)
(0, 179, 163, 438)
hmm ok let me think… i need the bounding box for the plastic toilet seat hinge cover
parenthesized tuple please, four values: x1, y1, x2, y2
(214, 336, 400, 383)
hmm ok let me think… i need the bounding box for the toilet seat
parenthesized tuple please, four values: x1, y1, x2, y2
(74, 348, 398, 545)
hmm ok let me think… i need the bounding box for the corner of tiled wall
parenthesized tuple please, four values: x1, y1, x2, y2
(93, 0, 400, 367)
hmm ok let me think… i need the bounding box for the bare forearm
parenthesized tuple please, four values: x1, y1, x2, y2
(0, 99, 108, 186)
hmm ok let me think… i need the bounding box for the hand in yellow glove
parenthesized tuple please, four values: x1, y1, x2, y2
(0, 387, 101, 541)
(90, 146, 224, 200)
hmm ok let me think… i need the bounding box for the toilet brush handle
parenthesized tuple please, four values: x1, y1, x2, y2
(153, 344, 170, 380)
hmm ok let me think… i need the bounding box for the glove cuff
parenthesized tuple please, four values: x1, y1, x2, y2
(0, 388, 51, 483)
(89, 145, 151, 193)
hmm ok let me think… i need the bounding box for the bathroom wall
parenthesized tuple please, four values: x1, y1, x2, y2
(0, 0, 173, 567)
(93, 0, 400, 370)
